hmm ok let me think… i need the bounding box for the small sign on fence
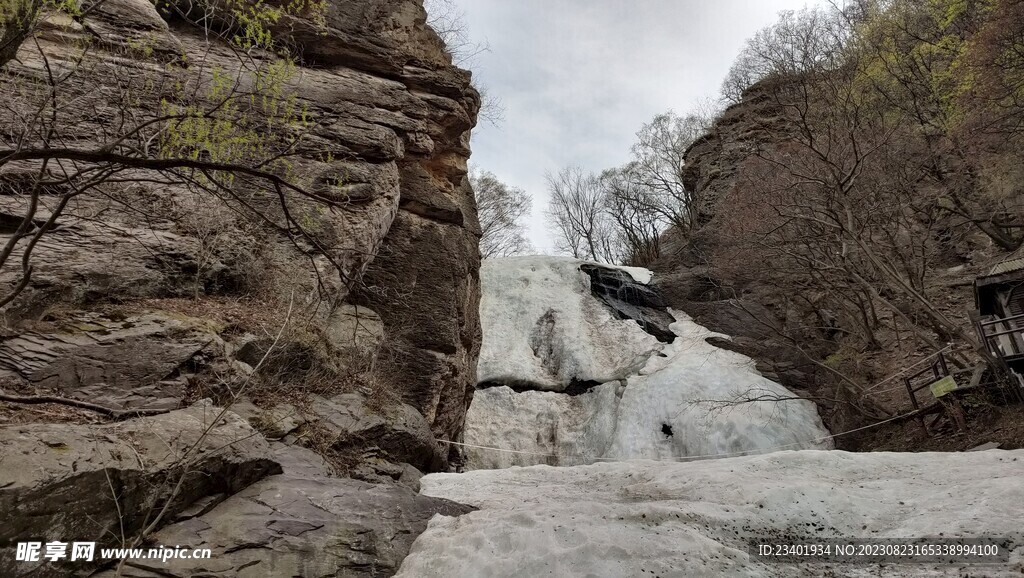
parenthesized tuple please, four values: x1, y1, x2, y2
(929, 376, 958, 398)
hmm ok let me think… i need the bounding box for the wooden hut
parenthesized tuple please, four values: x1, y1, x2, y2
(975, 257, 1024, 377)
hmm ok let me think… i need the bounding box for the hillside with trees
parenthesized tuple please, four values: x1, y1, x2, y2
(547, 0, 1024, 449)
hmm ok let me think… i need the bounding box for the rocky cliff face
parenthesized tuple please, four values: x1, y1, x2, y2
(650, 78, 855, 436)
(654, 80, 814, 376)
(1, 0, 481, 573)
(0, 0, 480, 457)
(654, 77, 984, 444)
(680, 82, 791, 230)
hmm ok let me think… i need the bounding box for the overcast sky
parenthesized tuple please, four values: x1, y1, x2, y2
(444, 0, 825, 252)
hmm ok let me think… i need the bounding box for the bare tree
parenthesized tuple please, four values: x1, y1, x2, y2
(423, 0, 503, 126)
(423, 0, 485, 66)
(545, 166, 617, 263)
(598, 166, 664, 266)
(543, 105, 718, 265)
(629, 111, 711, 235)
(844, 0, 1024, 252)
(720, 6, 849, 105)
(470, 168, 533, 258)
(714, 22, 981, 358)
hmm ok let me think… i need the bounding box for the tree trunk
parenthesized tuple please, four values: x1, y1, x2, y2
(0, 0, 42, 69)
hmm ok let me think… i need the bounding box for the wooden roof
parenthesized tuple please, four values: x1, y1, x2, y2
(975, 257, 1024, 313)
(988, 257, 1024, 277)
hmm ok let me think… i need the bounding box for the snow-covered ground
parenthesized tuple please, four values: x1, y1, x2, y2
(398, 450, 1024, 577)
(412, 257, 1021, 576)
(467, 256, 831, 469)
(604, 313, 832, 460)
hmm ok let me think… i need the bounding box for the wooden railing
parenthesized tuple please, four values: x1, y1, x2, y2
(977, 312, 1024, 359)
(903, 351, 951, 435)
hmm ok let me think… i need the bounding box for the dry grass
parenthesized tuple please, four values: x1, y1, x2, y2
(288, 420, 362, 476)
(150, 292, 411, 423)
(129, 296, 290, 336)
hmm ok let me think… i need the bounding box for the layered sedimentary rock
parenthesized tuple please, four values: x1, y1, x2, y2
(0, 402, 280, 577)
(0, 399, 475, 576)
(0, 1, 481, 574)
(0, 0, 481, 468)
(95, 476, 474, 578)
(650, 78, 839, 413)
(352, 187, 483, 464)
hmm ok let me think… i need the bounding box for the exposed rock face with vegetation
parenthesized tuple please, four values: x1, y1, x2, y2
(651, 0, 1024, 449)
(0, 0, 481, 573)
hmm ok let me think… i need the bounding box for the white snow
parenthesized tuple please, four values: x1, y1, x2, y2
(398, 450, 1024, 577)
(589, 261, 653, 284)
(477, 256, 663, 391)
(468, 256, 831, 469)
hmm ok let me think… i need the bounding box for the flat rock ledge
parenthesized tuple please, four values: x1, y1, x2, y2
(0, 401, 474, 577)
(95, 476, 474, 577)
(0, 401, 280, 577)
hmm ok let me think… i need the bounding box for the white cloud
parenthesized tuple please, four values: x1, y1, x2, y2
(448, 0, 826, 252)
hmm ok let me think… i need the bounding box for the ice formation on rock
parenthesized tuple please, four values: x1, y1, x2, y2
(399, 450, 1024, 577)
(468, 256, 831, 469)
(603, 312, 832, 460)
(477, 257, 663, 391)
(464, 382, 623, 469)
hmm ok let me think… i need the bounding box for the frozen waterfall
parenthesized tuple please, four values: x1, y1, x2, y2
(465, 256, 832, 469)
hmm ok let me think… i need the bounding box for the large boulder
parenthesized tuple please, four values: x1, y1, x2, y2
(96, 476, 474, 577)
(0, 312, 217, 410)
(0, 401, 280, 577)
(308, 392, 446, 473)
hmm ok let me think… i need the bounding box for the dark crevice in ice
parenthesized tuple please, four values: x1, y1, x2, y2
(476, 379, 605, 397)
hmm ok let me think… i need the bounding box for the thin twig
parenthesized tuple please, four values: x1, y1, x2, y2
(0, 392, 170, 419)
